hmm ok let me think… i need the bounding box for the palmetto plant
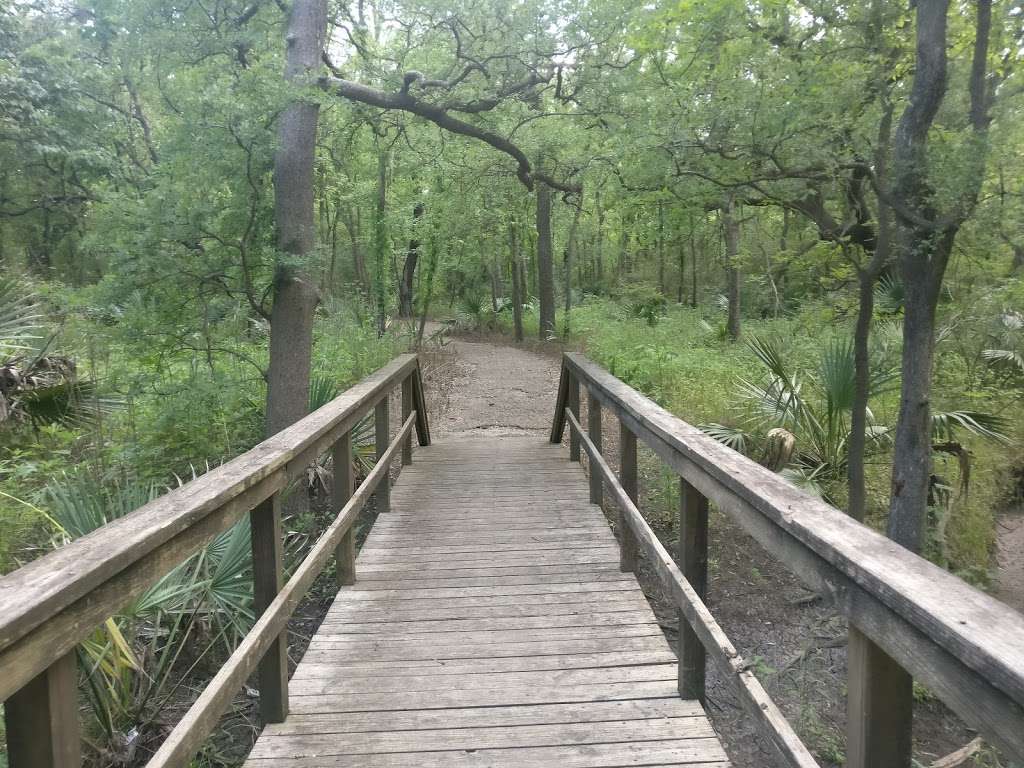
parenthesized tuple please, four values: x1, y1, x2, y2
(40, 472, 256, 763)
(703, 335, 1009, 497)
(1, 277, 121, 429)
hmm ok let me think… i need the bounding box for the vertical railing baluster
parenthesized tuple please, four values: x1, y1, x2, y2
(568, 373, 580, 462)
(4, 652, 80, 768)
(333, 430, 356, 587)
(375, 396, 391, 513)
(618, 422, 639, 572)
(250, 492, 287, 723)
(847, 625, 913, 768)
(677, 478, 708, 703)
(587, 392, 602, 505)
(401, 375, 413, 466)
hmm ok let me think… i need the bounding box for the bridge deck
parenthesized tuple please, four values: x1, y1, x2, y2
(244, 436, 729, 767)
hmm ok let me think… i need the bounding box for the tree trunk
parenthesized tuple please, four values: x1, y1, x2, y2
(595, 191, 605, 290)
(657, 201, 666, 295)
(266, 0, 325, 438)
(374, 148, 388, 337)
(563, 202, 582, 338)
(723, 198, 741, 342)
(510, 220, 524, 342)
(398, 201, 424, 317)
(887, 0, 991, 552)
(536, 181, 555, 339)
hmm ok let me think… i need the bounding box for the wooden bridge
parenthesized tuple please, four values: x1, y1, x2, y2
(2, 352, 1024, 768)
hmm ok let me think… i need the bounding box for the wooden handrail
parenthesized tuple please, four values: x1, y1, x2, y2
(552, 352, 1024, 763)
(565, 408, 818, 767)
(0, 354, 431, 768)
(149, 411, 418, 767)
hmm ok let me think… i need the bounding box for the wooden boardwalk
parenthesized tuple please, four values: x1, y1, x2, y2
(244, 436, 729, 767)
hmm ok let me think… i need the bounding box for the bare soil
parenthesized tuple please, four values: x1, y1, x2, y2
(996, 508, 1024, 616)
(429, 327, 1004, 768)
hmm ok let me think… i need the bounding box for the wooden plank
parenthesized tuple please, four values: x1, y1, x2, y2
(588, 392, 603, 505)
(244, 741, 728, 767)
(374, 396, 390, 514)
(401, 374, 413, 465)
(564, 352, 1024, 758)
(619, 422, 639, 572)
(248, 717, 716, 759)
(678, 477, 708, 703)
(287, 679, 691, 714)
(291, 651, 679, 679)
(262, 698, 705, 736)
(297, 635, 674, 664)
(316, 611, 656, 634)
(568, 371, 581, 461)
(250, 494, 287, 723)
(4, 652, 80, 768)
(846, 624, 913, 768)
(308, 625, 662, 647)
(332, 431, 355, 588)
(288, 663, 678, 696)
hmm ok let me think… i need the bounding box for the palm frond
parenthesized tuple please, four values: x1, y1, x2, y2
(981, 348, 1024, 377)
(699, 423, 749, 455)
(932, 410, 1012, 445)
(0, 277, 42, 353)
(308, 372, 339, 412)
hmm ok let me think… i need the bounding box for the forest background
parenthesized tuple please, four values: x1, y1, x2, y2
(2, 0, 1024, 765)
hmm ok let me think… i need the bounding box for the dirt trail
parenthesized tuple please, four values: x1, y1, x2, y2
(431, 332, 561, 437)
(996, 509, 1024, 615)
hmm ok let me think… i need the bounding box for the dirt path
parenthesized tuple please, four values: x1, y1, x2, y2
(431, 332, 561, 437)
(996, 509, 1024, 614)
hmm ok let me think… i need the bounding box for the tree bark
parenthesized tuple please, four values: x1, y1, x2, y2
(887, 0, 991, 552)
(563, 201, 582, 337)
(536, 181, 556, 339)
(657, 201, 666, 295)
(595, 190, 605, 289)
(266, 0, 326, 438)
(723, 197, 741, 342)
(374, 148, 389, 336)
(510, 220, 524, 342)
(398, 201, 424, 317)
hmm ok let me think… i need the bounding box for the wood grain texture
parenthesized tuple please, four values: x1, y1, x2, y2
(242, 436, 730, 768)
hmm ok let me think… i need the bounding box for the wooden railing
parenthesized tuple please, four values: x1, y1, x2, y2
(0, 354, 431, 768)
(552, 352, 1024, 768)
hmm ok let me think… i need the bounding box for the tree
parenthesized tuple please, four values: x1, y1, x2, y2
(266, 0, 327, 438)
(886, 0, 994, 552)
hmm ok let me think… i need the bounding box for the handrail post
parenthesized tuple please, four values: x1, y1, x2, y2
(678, 478, 708, 703)
(375, 396, 391, 513)
(618, 422, 639, 572)
(4, 652, 80, 768)
(847, 625, 913, 768)
(568, 373, 580, 461)
(333, 431, 356, 587)
(401, 375, 414, 465)
(249, 493, 287, 723)
(587, 392, 602, 505)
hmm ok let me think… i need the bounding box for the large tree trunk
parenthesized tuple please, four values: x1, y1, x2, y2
(510, 220, 524, 342)
(723, 198, 741, 342)
(887, 0, 990, 552)
(536, 181, 555, 339)
(398, 201, 424, 317)
(266, 0, 325, 438)
(563, 202, 582, 338)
